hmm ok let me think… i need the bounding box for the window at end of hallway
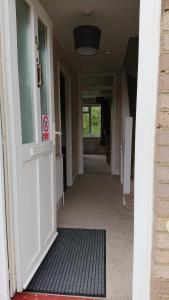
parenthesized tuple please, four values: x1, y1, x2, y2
(83, 105, 101, 137)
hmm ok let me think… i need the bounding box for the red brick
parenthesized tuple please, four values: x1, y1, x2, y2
(155, 264, 169, 278)
(157, 199, 169, 214)
(152, 278, 169, 293)
(156, 146, 169, 163)
(161, 32, 169, 52)
(155, 217, 169, 231)
(156, 232, 169, 249)
(163, 11, 169, 30)
(157, 165, 169, 181)
(160, 53, 169, 72)
(157, 183, 169, 198)
(156, 128, 169, 146)
(157, 111, 169, 127)
(162, 0, 169, 12)
(159, 74, 169, 92)
(155, 249, 169, 263)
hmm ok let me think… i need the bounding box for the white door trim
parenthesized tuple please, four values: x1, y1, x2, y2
(78, 75, 84, 174)
(0, 14, 10, 300)
(58, 62, 73, 186)
(123, 117, 133, 196)
(111, 78, 119, 175)
(133, 0, 161, 299)
(0, 0, 22, 295)
(0, 117, 9, 300)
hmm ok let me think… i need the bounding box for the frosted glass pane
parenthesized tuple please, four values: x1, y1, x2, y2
(38, 20, 48, 116)
(16, 0, 34, 144)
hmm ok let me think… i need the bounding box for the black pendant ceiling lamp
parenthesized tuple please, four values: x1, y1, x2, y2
(73, 11, 101, 56)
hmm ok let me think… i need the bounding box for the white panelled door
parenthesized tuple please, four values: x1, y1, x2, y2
(14, 0, 57, 290)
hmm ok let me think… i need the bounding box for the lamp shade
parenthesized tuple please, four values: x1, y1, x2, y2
(73, 25, 101, 56)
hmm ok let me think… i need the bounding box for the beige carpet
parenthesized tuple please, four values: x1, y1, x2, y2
(84, 154, 111, 174)
(58, 174, 133, 300)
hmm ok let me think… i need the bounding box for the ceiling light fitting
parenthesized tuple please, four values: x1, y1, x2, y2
(73, 11, 101, 56)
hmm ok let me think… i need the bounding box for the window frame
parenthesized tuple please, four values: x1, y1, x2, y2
(83, 104, 101, 138)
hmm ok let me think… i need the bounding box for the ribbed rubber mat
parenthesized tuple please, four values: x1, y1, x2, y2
(25, 228, 106, 297)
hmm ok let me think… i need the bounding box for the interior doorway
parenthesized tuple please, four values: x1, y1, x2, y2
(81, 76, 113, 174)
(58, 64, 73, 188)
(83, 103, 111, 174)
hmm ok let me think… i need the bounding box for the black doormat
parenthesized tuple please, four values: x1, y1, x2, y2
(25, 228, 106, 297)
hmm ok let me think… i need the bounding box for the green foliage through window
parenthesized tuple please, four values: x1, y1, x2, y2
(83, 105, 101, 137)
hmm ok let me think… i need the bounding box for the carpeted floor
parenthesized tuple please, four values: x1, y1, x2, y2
(58, 174, 133, 300)
(84, 154, 110, 174)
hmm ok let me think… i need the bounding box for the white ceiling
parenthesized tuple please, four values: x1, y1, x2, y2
(40, 0, 140, 74)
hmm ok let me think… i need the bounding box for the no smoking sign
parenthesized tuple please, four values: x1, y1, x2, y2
(42, 115, 49, 141)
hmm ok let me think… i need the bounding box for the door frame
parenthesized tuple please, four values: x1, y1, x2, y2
(78, 75, 84, 174)
(0, 19, 10, 300)
(0, 0, 162, 299)
(0, 0, 23, 296)
(132, 0, 161, 299)
(58, 62, 73, 186)
(78, 74, 115, 174)
(111, 76, 120, 175)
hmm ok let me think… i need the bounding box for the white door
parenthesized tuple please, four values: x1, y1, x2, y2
(14, 0, 57, 290)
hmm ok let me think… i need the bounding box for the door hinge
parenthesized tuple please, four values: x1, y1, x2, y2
(2, 137, 6, 145)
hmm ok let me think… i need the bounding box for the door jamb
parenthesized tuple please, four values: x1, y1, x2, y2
(0, 23, 10, 300)
(0, 0, 23, 295)
(0, 36, 17, 298)
(132, 0, 161, 299)
(58, 62, 73, 186)
(78, 75, 84, 174)
(111, 76, 120, 175)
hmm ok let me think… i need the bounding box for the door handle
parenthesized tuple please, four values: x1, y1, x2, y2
(54, 131, 62, 136)
(37, 63, 43, 87)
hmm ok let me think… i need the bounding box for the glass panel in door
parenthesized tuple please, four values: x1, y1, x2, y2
(16, 0, 35, 144)
(38, 19, 50, 141)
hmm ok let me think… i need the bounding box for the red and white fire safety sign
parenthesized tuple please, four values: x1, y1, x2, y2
(42, 115, 49, 141)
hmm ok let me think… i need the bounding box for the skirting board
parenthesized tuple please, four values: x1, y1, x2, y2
(57, 196, 64, 211)
(73, 173, 77, 184)
(111, 169, 120, 176)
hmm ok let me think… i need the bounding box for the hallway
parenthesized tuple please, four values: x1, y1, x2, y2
(84, 155, 111, 174)
(58, 174, 133, 300)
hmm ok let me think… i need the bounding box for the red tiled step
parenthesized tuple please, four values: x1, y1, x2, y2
(12, 293, 98, 300)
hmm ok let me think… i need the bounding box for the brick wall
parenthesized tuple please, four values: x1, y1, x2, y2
(151, 1, 169, 299)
